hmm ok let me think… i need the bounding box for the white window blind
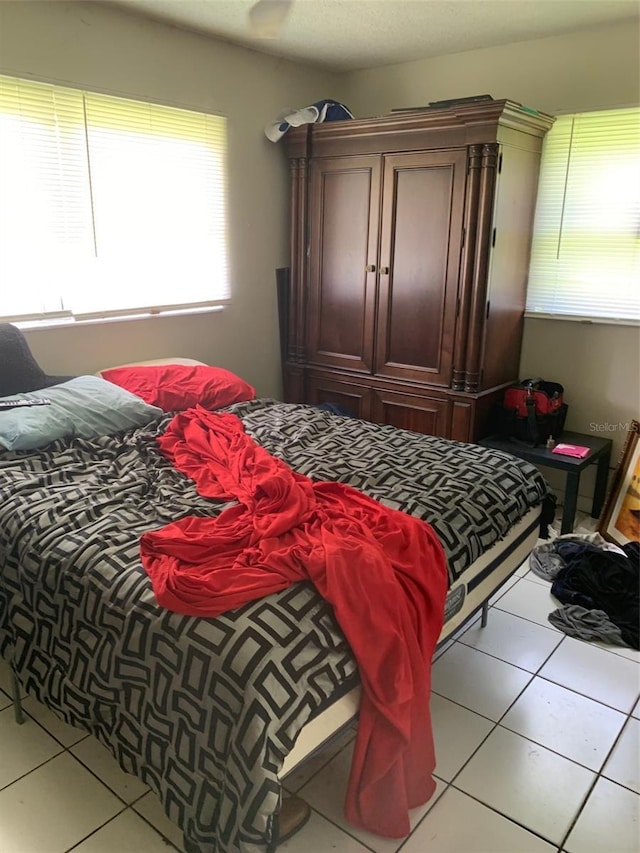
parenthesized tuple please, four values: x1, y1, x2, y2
(526, 107, 640, 324)
(0, 75, 229, 323)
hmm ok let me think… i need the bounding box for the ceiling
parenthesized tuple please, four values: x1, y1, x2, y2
(104, 0, 639, 71)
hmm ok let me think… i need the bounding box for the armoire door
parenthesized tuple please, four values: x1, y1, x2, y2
(308, 156, 381, 372)
(375, 149, 467, 386)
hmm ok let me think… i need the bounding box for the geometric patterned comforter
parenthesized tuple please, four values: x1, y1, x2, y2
(0, 399, 547, 852)
(234, 399, 548, 582)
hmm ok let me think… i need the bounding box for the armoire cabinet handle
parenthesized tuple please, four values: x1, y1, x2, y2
(380, 266, 390, 275)
(365, 264, 376, 273)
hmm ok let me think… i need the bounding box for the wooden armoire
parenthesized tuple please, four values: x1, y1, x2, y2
(281, 99, 554, 442)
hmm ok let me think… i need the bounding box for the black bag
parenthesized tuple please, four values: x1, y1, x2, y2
(499, 379, 568, 446)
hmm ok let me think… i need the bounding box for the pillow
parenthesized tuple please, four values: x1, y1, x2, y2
(0, 375, 163, 451)
(100, 364, 255, 412)
(97, 357, 206, 375)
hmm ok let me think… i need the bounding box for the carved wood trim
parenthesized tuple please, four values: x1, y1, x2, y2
(288, 157, 308, 362)
(283, 100, 554, 161)
(276, 266, 290, 364)
(450, 401, 473, 442)
(464, 142, 499, 392)
(282, 363, 304, 403)
(452, 144, 482, 390)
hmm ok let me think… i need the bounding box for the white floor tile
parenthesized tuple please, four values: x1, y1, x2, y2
(432, 636, 455, 661)
(133, 791, 186, 851)
(549, 512, 600, 538)
(494, 578, 562, 629)
(588, 640, 640, 663)
(298, 742, 445, 853)
(0, 658, 11, 696)
(430, 694, 493, 782)
(401, 787, 555, 853)
(0, 752, 123, 853)
(0, 688, 10, 712)
(454, 726, 595, 846)
(0, 705, 63, 789)
(539, 637, 640, 713)
(459, 608, 562, 672)
(0, 659, 27, 699)
(632, 697, 640, 719)
(488, 574, 520, 605)
(282, 724, 356, 793)
(603, 643, 640, 664)
(572, 512, 599, 535)
(501, 677, 626, 770)
(564, 778, 640, 853)
(514, 559, 531, 578)
(602, 717, 640, 794)
(445, 618, 478, 644)
(21, 695, 88, 748)
(71, 736, 149, 803)
(72, 808, 179, 852)
(431, 643, 532, 721)
(277, 809, 372, 852)
(523, 569, 548, 585)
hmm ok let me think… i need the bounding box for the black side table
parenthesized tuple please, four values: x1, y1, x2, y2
(478, 431, 613, 535)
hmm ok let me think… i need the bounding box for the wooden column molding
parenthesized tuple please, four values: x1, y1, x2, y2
(288, 157, 309, 363)
(452, 144, 482, 391)
(463, 142, 499, 393)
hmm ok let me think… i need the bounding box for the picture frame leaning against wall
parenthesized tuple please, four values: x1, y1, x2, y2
(598, 419, 640, 546)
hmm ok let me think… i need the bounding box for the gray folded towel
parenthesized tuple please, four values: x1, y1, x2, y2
(548, 605, 626, 645)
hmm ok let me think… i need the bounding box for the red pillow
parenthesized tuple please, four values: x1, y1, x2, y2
(101, 364, 255, 412)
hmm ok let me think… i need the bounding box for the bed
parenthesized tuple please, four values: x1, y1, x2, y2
(0, 359, 550, 853)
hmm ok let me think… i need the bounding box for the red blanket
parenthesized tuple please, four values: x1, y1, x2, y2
(140, 406, 448, 838)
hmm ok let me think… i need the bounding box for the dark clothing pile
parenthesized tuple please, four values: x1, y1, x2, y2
(531, 535, 639, 649)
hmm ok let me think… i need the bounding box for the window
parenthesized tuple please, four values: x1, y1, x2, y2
(0, 75, 229, 324)
(526, 106, 640, 324)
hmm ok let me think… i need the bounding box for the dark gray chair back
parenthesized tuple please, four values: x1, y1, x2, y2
(0, 323, 74, 396)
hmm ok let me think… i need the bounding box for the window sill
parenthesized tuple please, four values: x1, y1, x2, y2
(14, 304, 226, 332)
(524, 312, 640, 327)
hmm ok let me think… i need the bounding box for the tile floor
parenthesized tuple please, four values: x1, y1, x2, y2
(0, 515, 638, 853)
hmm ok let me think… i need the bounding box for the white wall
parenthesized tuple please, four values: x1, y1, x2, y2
(346, 20, 640, 470)
(0, 0, 346, 396)
(521, 319, 640, 512)
(344, 20, 639, 118)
